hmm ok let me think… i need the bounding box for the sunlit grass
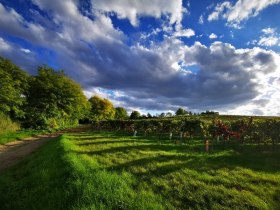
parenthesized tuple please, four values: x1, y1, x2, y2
(0, 130, 48, 145)
(0, 132, 279, 209)
(68, 132, 280, 209)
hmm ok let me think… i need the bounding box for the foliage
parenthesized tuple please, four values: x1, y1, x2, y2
(25, 66, 88, 129)
(0, 57, 29, 119)
(114, 107, 128, 119)
(130, 110, 141, 119)
(201, 110, 219, 116)
(0, 112, 20, 136)
(91, 117, 280, 151)
(88, 95, 115, 121)
(175, 108, 187, 116)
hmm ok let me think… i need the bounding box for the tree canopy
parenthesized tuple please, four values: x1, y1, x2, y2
(176, 108, 187, 116)
(88, 95, 115, 121)
(115, 107, 128, 119)
(130, 111, 141, 119)
(25, 66, 88, 128)
(0, 57, 29, 119)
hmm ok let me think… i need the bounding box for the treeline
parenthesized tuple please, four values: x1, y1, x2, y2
(0, 57, 129, 130)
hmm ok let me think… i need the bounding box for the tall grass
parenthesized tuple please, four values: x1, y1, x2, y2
(0, 112, 20, 135)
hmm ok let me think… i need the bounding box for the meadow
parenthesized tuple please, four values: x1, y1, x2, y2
(0, 131, 279, 209)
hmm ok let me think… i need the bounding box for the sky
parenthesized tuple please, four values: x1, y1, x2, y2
(0, 0, 280, 116)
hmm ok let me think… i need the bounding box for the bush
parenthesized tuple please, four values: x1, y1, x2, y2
(0, 112, 20, 135)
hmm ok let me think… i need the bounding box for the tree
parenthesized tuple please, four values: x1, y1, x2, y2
(0, 57, 29, 119)
(114, 107, 128, 120)
(176, 108, 187, 116)
(166, 112, 173, 117)
(130, 111, 140, 119)
(25, 66, 88, 128)
(141, 114, 147, 119)
(159, 112, 165, 118)
(147, 113, 152, 118)
(201, 110, 219, 115)
(88, 95, 115, 121)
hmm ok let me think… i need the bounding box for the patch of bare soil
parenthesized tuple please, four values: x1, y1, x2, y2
(0, 132, 63, 173)
(0, 125, 92, 173)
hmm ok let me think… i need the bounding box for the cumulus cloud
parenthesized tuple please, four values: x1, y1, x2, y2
(83, 40, 280, 115)
(173, 28, 195, 38)
(0, 3, 48, 45)
(0, 0, 280, 115)
(90, 0, 186, 28)
(208, 0, 280, 27)
(262, 27, 276, 35)
(183, 42, 279, 109)
(258, 27, 280, 47)
(209, 33, 217, 39)
(208, 2, 231, 21)
(248, 27, 280, 47)
(258, 36, 279, 46)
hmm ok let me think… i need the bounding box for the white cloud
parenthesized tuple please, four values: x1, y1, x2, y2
(0, 37, 11, 51)
(173, 28, 195, 38)
(208, 0, 280, 27)
(183, 42, 280, 113)
(90, 0, 186, 28)
(1, 1, 280, 115)
(258, 36, 279, 46)
(198, 15, 204, 24)
(251, 27, 280, 47)
(0, 37, 39, 73)
(226, 0, 280, 23)
(0, 3, 48, 45)
(20, 48, 31, 53)
(262, 27, 276, 34)
(208, 1, 231, 21)
(209, 33, 217, 39)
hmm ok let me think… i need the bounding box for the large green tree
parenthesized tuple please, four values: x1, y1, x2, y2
(130, 111, 141, 119)
(88, 95, 115, 121)
(25, 66, 88, 129)
(0, 57, 29, 119)
(114, 107, 128, 120)
(175, 108, 187, 116)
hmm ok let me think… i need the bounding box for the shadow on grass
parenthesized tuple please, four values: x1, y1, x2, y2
(75, 142, 280, 174)
(76, 139, 156, 146)
(76, 144, 193, 156)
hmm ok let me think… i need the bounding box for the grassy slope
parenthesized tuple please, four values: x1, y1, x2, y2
(0, 132, 279, 209)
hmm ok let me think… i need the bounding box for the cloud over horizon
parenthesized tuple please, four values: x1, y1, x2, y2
(0, 0, 280, 115)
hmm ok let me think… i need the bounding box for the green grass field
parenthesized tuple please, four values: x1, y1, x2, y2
(0, 132, 279, 209)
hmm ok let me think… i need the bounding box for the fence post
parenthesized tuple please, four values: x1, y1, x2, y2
(205, 139, 209, 152)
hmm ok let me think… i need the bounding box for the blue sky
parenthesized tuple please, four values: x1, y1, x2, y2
(0, 0, 280, 115)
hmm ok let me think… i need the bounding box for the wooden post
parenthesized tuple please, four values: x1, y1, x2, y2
(205, 139, 209, 152)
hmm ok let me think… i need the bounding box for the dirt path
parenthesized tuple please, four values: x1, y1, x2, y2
(0, 126, 91, 173)
(0, 132, 63, 173)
